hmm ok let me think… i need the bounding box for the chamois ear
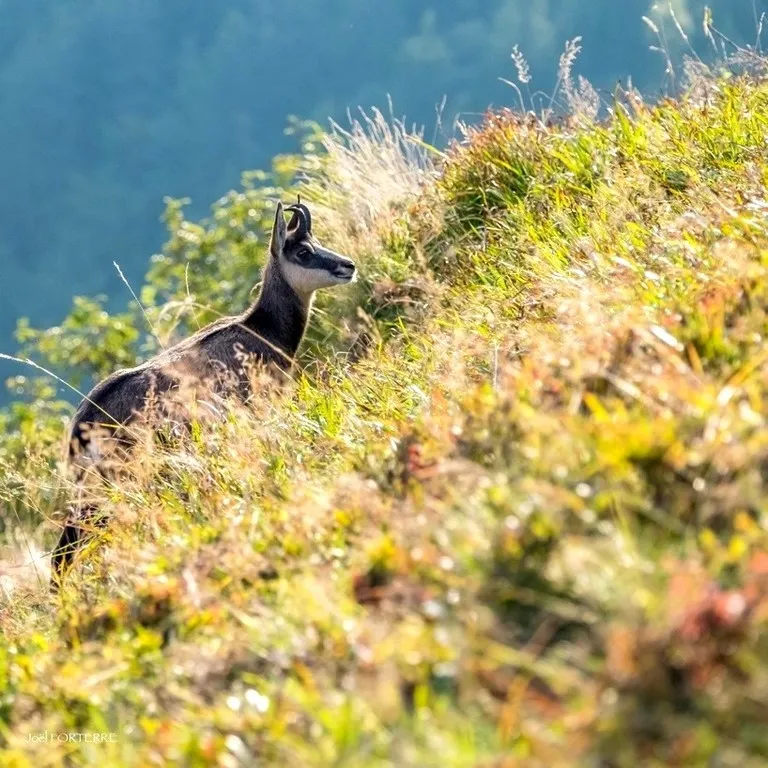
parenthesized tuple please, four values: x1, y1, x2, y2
(270, 202, 287, 259)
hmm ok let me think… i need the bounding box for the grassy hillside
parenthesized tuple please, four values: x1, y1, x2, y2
(2, 69, 768, 766)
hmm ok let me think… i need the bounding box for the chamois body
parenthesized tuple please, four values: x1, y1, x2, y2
(53, 202, 355, 583)
(67, 262, 308, 455)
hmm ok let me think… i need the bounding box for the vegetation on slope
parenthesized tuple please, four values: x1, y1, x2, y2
(2, 67, 768, 766)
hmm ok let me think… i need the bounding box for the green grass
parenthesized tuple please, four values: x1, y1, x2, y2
(2, 75, 768, 766)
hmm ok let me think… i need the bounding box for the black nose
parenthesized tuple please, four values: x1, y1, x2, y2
(334, 259, 356, 277)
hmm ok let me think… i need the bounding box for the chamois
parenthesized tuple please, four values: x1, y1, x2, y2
(51, 201, 355, 584)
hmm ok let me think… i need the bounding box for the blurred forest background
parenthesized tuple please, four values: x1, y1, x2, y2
(0, 0, 758, 378)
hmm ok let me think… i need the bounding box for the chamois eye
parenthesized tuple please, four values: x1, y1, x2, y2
(296, 248, 312, 264)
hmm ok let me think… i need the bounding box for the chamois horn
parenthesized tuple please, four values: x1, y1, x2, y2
(285, 196, 312, 238)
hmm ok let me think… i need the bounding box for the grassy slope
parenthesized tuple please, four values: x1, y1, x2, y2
(2, 76, 768, 766)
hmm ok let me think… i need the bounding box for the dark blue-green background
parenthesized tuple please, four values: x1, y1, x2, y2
(0, 1, 759, 361)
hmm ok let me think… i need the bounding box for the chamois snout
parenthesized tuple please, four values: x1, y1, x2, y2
(331, 255, 356, 280)
(320, 248, 356, 284)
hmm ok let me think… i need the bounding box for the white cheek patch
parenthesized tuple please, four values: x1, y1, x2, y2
(280, 258, 339, 295)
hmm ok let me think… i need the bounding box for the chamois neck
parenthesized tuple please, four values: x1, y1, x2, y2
(242, 260, 311, 362)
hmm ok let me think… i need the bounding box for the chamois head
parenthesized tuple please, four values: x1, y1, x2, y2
(270, 201, 356, 297)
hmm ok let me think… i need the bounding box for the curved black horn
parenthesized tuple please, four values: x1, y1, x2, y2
(285, 201, 312, 238)
(298, 201, 312, 232)
(285, 205, 307, 239)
